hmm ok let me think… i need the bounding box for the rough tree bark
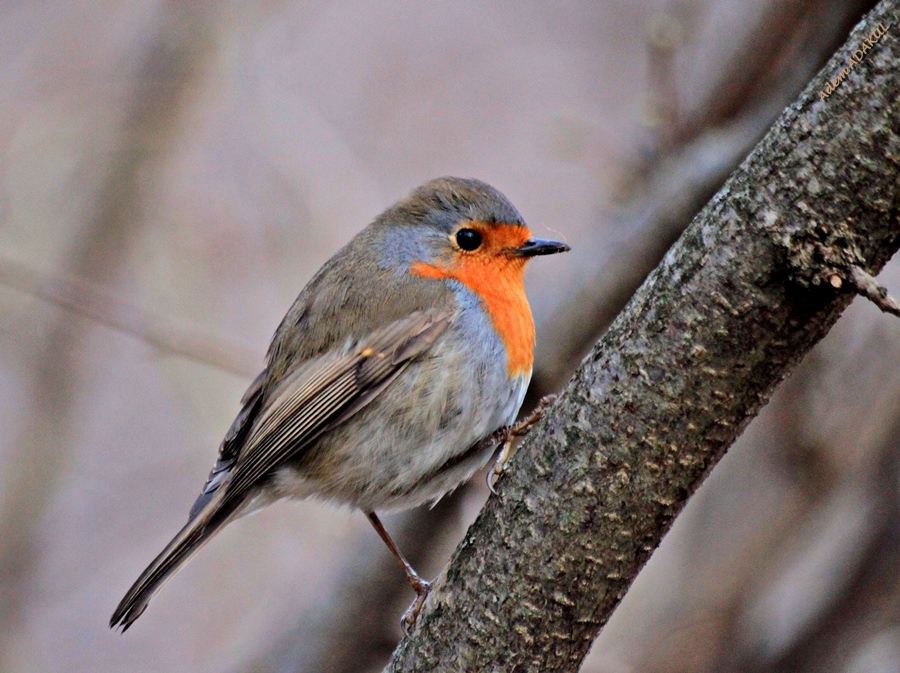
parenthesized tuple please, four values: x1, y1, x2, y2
(531, 0, 879, 400)
(385, 3, 900, 671)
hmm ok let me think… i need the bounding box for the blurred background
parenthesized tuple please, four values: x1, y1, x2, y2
(1, 1, 898, 672)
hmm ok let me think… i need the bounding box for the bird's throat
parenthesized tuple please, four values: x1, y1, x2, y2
(411, 257, 535, 377)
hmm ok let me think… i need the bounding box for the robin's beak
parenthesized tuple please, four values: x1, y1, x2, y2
(512, 238, 571, 257)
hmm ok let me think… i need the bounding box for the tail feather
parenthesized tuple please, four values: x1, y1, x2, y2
(110, 492, 244, 631)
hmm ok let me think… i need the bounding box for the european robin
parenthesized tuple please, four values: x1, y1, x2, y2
(110, 177, 569, 631)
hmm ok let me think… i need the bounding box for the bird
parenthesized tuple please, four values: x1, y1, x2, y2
(110, 176, 569, 632)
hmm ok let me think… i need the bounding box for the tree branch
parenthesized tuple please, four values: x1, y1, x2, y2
(0, 254, 259, 377)
(531, 0, 880, 401)
(385, 3, 900, 671)
(218, 3, 877, 669)
(848, 264, 900, 317)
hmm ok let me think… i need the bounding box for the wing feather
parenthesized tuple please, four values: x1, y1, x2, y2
(221, 308, 452, 500)
(189, 370, 266, 519)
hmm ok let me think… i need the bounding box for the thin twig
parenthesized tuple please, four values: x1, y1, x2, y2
(849, 265, 900, 318)
(0, 254, 259, 377)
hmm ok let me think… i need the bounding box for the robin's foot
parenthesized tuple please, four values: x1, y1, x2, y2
(487, 395, 557, 493)
(486, 430, 514, 494)
(400, 578, 431, 636)
(366, 511, 434, 635)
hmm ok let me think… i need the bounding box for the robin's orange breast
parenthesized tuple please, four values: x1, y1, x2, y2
(410, 225, 535, 378)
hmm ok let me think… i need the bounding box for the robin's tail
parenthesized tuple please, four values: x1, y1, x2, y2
(109, 492, 244, 631)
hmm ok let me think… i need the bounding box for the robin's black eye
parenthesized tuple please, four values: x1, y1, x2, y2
(455, 228, 482, 251)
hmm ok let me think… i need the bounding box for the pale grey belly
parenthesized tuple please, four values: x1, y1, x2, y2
(270, 316, 530, 511)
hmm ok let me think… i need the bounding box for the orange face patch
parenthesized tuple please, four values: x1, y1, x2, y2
(410, 222, 535, 377)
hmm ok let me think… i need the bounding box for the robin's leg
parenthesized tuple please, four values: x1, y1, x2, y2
(366, 511, 430, 634)
(487, 394, 557, 493)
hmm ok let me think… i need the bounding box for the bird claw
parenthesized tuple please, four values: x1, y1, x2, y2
(486, 395, 557, 494)
(487, 441, 511, 493)
(400, 579, 431, 637)
(486, 470, 500, 494)
(486, 465, 502, 494)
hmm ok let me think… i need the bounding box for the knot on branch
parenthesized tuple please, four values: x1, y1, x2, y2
(773, 216, 867, 289)
(770, 214, 900, 318)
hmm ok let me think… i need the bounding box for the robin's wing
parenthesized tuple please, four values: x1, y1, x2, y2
(219, 308, 452, 502)
(110, 308, 452, 631)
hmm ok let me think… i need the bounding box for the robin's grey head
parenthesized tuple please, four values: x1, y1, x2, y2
(372, 177, 570, 274)
(389, 177, 526, 232)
